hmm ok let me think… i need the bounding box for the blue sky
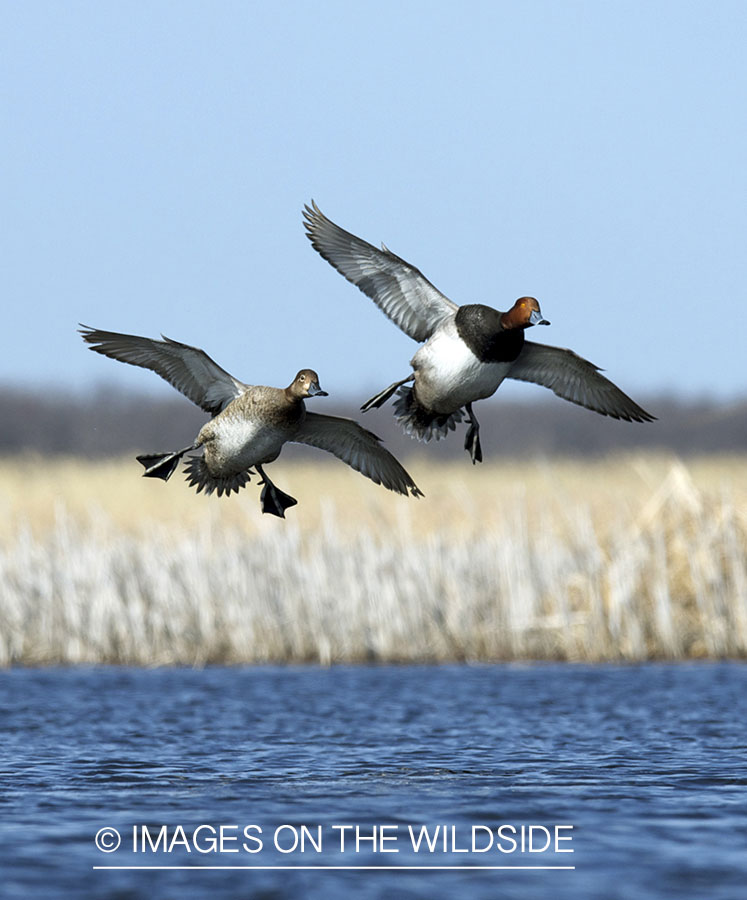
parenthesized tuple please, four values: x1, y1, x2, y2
(3, 1, 745, 402)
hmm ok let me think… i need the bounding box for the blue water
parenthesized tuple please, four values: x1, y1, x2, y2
(1, 663, 746, 899)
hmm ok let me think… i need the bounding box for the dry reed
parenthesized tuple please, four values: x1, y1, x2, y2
(0, 454, 745, 666)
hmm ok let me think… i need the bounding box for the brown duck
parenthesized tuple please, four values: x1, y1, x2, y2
(80, 326, 422, 517)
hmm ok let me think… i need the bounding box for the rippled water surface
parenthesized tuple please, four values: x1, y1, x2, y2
(2, 663, 746, 899)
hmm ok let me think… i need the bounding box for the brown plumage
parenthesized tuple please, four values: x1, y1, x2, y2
(80, 326, 422, 517)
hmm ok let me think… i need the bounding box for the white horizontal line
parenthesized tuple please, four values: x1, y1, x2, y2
(93, 865, 575, 871)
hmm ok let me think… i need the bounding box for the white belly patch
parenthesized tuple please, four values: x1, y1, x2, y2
(411, 328, 510, 413)
(203, 418, 285, 473)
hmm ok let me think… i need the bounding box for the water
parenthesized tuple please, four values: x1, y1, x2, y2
(1, 663, 745, 899)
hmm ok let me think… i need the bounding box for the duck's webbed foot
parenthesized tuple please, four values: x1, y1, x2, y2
(137, 445, 195, 481)
(256, 464, 298, 518)
(361, 375, 414, 413)
(463, 403, 483, 465)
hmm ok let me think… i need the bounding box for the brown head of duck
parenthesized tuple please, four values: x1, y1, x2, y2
(285, 369, 329, 402)
(499, 297, 550, 330)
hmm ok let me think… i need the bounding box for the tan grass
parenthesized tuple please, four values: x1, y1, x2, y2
(0, 453, 745, 665)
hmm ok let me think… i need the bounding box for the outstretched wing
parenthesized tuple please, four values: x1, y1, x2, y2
(303, 201, 457, 343)
(80, 326, 247, 414)
(294, 412, 423, 497)
(509, 342, 656, 423)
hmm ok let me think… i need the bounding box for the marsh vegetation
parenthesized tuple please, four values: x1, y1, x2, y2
(0, 454, 745, 666)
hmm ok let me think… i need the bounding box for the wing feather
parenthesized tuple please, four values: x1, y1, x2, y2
(303, 201, 457, 342)
(294, 412, 422, 497)
(80, 326, 246, 414)
(508, 342, 655, 422)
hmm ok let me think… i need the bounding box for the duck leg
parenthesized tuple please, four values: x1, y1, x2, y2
(136, 445, 196, 481)
(360, 374, 414, 413)
(463, 403, 483, 465)
(256, 464, 298, 518)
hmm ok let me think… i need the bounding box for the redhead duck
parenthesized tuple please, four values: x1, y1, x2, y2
(80, 327, 422, 517)
(304, 202, 655, 463)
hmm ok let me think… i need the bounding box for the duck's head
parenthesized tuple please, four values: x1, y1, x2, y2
(288, 369, 328, 400)
(501, 297, 550, 330)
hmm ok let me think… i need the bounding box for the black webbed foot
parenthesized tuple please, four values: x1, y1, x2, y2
(361, 375, 414, 412)
(260, 482, 298, 518)
(463, 403, 483, 465)
(136, 446, 194, 481)
(256, 464, 298, 518)
(464, 426, 483, 464)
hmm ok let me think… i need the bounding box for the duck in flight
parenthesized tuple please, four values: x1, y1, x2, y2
(304, 201, 655, 463)
(80, 326, 422, 517)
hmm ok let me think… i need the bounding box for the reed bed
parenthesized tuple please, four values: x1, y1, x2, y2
(0, 454, 745, 665)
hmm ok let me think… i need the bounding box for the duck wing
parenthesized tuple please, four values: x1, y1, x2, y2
(508, 342, 656, 423)
(303, 201, 458, 343)
(80, 326, 246, 414)
(294, 412, 423, 497)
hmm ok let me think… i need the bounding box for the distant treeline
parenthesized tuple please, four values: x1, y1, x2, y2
(1, 383, 745, 459)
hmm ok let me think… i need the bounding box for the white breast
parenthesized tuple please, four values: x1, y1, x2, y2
(411, 321, 510, 413)
(202, 416, 287, 474)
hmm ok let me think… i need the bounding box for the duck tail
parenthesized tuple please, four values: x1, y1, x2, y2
(182, 455, 253, 498)
(392, 385, 463, 442)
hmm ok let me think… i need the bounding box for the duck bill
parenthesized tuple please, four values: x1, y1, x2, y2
(530, 309, 550, 326)
(308, 382, 328, 397)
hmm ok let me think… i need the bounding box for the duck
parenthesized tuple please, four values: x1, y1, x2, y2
(303, 201, 655, 463)
(80, 326, 422, 517)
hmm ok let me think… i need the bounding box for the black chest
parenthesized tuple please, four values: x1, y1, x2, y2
(455, 304, 525, 363)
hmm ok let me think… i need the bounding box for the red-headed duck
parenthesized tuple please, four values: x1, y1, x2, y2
(304, 202, 655, 463)
(80, 327, 422, 517)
